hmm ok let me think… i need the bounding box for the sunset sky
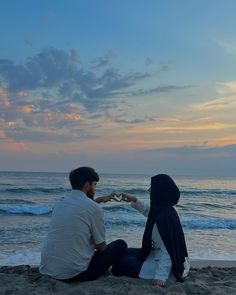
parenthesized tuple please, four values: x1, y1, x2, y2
(0, 1, 236, 175)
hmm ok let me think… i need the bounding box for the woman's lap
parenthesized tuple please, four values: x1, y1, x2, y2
(111, 248, 143, 278)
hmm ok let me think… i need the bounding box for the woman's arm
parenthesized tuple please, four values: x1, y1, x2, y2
(122, 194, 150, 217)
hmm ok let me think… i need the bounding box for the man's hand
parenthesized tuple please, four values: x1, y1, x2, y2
(94, 193, 117, 203)
(121, 193, 137, 203)
(153, 279, 166, 287)
(95, 241, 107, 251)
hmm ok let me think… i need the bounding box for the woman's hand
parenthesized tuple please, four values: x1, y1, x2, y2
(153, 279, 166, 287)
(121, 193, 137, 203)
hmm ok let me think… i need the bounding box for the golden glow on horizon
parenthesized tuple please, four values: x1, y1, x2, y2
(125, 122, 236, 134)
(0, 141, 26, 152)
(1, 79, 236, 158)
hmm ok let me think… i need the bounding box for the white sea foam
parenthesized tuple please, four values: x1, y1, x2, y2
(0, 204, 52, 215)
(0, 250, 41, 266)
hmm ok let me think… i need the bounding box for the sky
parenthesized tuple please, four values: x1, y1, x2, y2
(0, 0, 236, 176)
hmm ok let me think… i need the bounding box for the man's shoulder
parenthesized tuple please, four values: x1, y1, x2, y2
(69, 190, 102, 210)
(87, 198, 102, 212)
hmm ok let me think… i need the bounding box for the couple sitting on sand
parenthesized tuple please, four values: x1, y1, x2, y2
(40, 166, 190, 287)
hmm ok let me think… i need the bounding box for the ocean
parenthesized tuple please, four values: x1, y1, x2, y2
(0, 171, 236, 266)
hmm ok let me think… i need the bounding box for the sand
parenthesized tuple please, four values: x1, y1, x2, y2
(0, 260, 236, 295)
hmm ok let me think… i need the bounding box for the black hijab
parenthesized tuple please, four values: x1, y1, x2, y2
(139, 174, 188, 282)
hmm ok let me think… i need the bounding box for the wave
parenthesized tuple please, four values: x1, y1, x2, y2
(1, 185, 236, 197)
(177, 202, 235, 211)
(103, 205, 135, 213)
(121, 188, 149, 195)
(182, 215, 236, 229)
(0, 187, 69, 194)
(0, 203, 136, 216)
(0, 199, 36, 205)
(105, 215, 236, 229)
(105, 219, 146, 227)
(181, 189, 236, 196)
(0, 250, 41, 266)
(1, 201, 235, 230)
(0, 204, 52, 215)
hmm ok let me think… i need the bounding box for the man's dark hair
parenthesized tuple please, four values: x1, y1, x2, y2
(69, 167, 99, 190)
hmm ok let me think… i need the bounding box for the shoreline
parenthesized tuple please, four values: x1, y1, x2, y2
(190, 259, 236, 268)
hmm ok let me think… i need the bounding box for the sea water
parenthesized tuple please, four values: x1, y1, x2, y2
(0, 171, 236, 266)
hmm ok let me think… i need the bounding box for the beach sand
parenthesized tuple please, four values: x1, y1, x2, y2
(0, 260, 236, 295)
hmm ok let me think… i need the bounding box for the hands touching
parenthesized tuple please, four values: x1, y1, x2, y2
(94, 193, 118, 203)
(95, 193, 137, 203)
(120, 193, 137, 203)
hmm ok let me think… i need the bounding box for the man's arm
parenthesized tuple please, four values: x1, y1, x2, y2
(90, 206, 106, 250)
(95, 241, 107, 251)
(94, 193, 117, 203)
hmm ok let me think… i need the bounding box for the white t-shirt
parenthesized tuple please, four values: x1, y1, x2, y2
(131, 200, 190, 281)
(40, 190, 106, 279)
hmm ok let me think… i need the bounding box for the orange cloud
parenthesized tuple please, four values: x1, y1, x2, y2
(59, 113, 81, 122)
(0, 89, 10, 108)
(18, 105, 34, 113)
(0, 129, 6, 138)
(206, 135, 236, 147)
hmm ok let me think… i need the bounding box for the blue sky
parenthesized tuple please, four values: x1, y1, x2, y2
(0, 1, 236, 175)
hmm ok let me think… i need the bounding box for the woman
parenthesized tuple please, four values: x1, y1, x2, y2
(112, 174, 190, 287)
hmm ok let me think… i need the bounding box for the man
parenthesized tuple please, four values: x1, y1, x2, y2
(40, 166, 127, 281)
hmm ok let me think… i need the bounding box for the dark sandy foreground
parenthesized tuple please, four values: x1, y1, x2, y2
(0, 265, 236, 295)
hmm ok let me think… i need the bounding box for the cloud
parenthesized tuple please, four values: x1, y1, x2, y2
(111, 114, 156, 125)
(0, 48, 79, 92)
(191, 96, 236, 111)
(189, 81, 236, 112)
(0, 47, 152, 108)
(91, 51, 114, 68)
(145, 57, 153, 66)
(126, 122, 236, 134)
(131, 85, 191, 96)
(217, 40, 236, 56)
(0, 88, 10, 108)
(4, 126, 98, 143)
(0, 47, 193, 145)
(23, 39, 33, 47)
(0, 129, 6, 138)
(216, 81, 236, 95)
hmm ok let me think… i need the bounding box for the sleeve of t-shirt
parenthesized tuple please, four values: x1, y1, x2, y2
(90, 206, 106, 245)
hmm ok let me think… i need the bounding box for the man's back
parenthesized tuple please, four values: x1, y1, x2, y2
(40, 190, 105, 279)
